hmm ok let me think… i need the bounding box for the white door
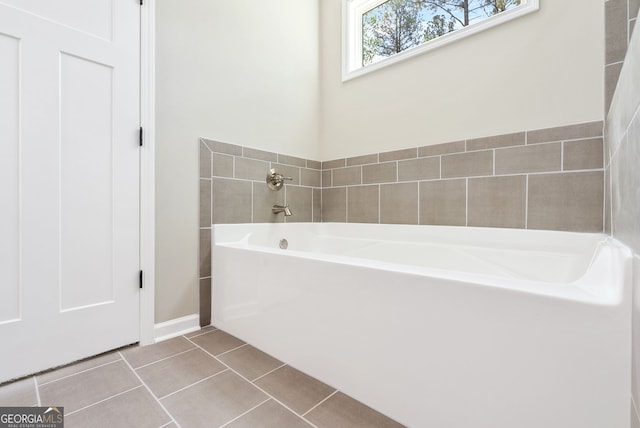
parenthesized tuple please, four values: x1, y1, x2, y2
(0, 0, 140, 382)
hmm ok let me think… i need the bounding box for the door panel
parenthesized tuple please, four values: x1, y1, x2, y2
(0, 32, 20, 325)
(0, 0, 140, 382)
(60, 53, 115, 311)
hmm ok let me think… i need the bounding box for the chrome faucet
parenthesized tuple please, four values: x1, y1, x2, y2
(272, 204, 292, 216)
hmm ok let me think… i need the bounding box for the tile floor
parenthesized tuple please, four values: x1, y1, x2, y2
(0, 326, 405, 428)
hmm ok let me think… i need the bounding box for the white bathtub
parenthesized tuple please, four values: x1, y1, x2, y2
(211, 223, 631, 428)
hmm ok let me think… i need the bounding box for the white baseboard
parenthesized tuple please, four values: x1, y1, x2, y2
(154, 314, 200, 342)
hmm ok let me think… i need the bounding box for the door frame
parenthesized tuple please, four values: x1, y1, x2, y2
(140, 0, 155, 345)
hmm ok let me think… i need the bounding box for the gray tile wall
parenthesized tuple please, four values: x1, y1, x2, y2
(198, 139, 322, 326)
(605, 0, 640, 112)
(321, 121, 605, 232)
(605, 10, 640, 425)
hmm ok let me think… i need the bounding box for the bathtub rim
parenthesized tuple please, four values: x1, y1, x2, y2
(212, 222, 631, 306)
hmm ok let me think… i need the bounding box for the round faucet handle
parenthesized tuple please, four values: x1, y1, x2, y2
(266, 168, 292, 191)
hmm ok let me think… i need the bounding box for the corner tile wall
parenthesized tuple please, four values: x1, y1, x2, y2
(321, 122, 604, 232)
(605, 3, 640, 424)
(605, 0, 640, 111)
(198, 138, 322, 325)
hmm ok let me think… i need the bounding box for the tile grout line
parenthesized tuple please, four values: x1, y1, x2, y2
(214, 342, 249, 358)
(217, 398, 271, 428)
(301, 389, 339, 417)
(156, 370, 230, 401)
(133, 347, 198, 370)
(184, 336, 320, 428)
(37, 358, 123, 387)
(185, 327, 218, 340)
(117, 351, 182, 428)
(250, 363, 287, 383)
(64, 385, 143, 417)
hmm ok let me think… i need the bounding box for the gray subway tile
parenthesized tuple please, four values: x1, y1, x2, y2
(278, 153, 306, 167)
(200, 277, 211, 327)
(322, 188, 346, 222)
(527, 171, 604, 232)
(235, 157, 270, 181)
(468, 175, 526, 228)
(563, 138, 604, 170)
(420, 179, 466, 226)
(212, 178, 252, 224)
(285, 186, 313, 222)
(606, 0, 628, 64)
(200, 179, 211, 227)
(631, 0, 640, 23)
(322, 170, 332, 188)
(271, 164, 300, 185)
(301, 168, 322, 187)
(322, 159, 346, 169)
(200, 142, 211, 178)
(212, 153, 234, 178)
(606, 62, 624, 113)
(254, 365, 336, 415)
(307, 159, 322, 170)
(243, 147, 277, 162)
(495, 142, 561, 175)
(333, 166, 362, 186)
(362, 162, 397, 184)
(306, 392, 404, 428)
(199, 229, 211, 277)
(398, 157, 439, 181)
(466, 132, 525, 151)
(527, 121, 603, 144)
(379, 147, 417, 162)
(347, 185, 379, 223)
(611, 127, 640, 251)
(418, 140, 465, 157)
(441, 150, 493, 178)
(347, 153, 378, 166)
(380, 182, 419, 225)
(313, 189, 322, 222)
(203, 139, 242, 156)
(253, 183, 284, 223)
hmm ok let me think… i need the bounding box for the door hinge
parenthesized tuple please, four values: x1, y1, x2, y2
(139, 270, 143, 289)
(139, 127, 143, 147)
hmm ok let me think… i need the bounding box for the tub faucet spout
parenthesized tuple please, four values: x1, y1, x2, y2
(272, 204, 292, 216)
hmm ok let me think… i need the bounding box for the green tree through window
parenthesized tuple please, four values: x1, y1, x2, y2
(362, 0, 522, 66)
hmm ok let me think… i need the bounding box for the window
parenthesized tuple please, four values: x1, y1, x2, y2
(343, 0, 539, 80)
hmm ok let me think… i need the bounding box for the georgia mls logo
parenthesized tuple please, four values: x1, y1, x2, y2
(0, 406, 64, 428)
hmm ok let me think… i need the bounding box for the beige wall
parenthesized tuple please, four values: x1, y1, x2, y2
(319, 0, 604, 159)
(155, 0, 319, 323)
(156, 0, 606, 323)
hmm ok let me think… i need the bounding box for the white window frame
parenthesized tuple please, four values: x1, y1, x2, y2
(342, 0, 539, 81)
